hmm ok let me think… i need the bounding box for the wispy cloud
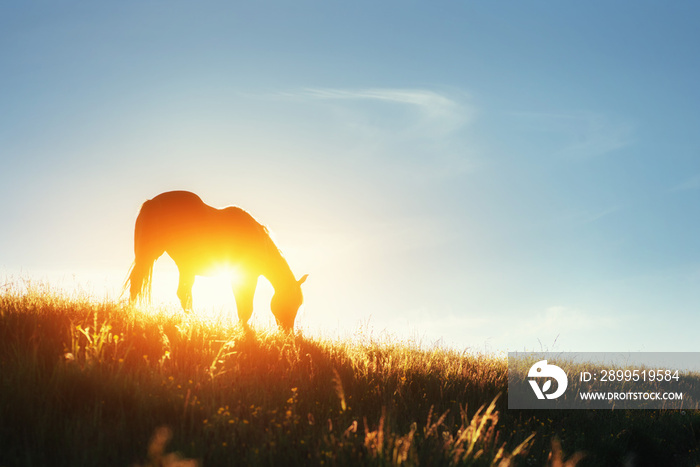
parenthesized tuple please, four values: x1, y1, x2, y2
(508, 111, 634, 159)
(495, 305, 623, 351)
(538, 305, 620, 332)
(275, 87, 478, 179)
(294, 87, 474, 137)
(670, 174, 700, 192)
(381, 304, 623, 352)
(303, 88, 466, 122)
(559, 204, 624, 225)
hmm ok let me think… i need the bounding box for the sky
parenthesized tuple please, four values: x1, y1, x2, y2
(2, 2, 699, 352)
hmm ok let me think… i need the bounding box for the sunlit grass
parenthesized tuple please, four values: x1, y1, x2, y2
(1, 282, 699, 466)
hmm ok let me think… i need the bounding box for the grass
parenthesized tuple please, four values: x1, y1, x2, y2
(0, 282, 699, 466)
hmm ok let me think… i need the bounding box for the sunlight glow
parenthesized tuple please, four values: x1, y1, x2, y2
(192, 265, 242, 308)
(148, 257, 246, 319)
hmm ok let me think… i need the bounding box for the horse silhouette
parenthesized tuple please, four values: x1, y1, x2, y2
(126, 191, 307, 330)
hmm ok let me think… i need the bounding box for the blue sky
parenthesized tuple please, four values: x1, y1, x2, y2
(2, 2, 699, 352)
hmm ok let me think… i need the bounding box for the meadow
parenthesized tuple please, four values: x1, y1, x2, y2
(1, 283, 699, 466)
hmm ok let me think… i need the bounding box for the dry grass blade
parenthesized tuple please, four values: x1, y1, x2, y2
(134, 426, 199, 467)
(547, 437, 586, 467)
(332, 367, 347, 411)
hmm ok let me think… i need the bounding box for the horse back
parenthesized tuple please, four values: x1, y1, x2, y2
(137, 191, 270, 269)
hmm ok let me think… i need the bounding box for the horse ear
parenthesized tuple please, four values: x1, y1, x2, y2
(298, 274, 309, 286)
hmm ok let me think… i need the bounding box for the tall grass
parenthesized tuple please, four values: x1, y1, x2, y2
(1, 283, 698, 466)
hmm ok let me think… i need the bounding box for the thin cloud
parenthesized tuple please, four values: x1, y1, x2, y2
(304, 88, 458, 115)
(559, 204, 624, 225)
(539, 305, 620, 332)
(259, 87, 479, 180)
(670, 174, 700, 192)
(508, 111, 634, 159)
(496, 305, 622, 351)
(300, 87, 474, 135)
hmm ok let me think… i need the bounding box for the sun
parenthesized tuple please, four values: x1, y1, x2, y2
(191, 266, 242, 315)
(149, 257, 244, 318)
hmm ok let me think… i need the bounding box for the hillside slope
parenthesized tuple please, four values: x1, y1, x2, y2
(0, 285, 697, 466)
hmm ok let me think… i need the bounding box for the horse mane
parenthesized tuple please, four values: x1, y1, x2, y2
(221, 206, 290, 271)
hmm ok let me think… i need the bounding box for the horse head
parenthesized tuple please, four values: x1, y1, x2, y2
(271, 274, 308, 331)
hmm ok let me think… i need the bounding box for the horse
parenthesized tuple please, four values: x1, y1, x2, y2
(126, 191, 307, 330)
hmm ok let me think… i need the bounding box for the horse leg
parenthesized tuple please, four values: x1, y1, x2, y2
(232, 276, 257, 327)
(177, 270, 195, 312)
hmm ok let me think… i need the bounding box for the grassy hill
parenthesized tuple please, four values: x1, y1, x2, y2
(0, 284, 698, 466)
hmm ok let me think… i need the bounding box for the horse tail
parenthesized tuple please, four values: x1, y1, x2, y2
(124, 200, 159, 303)
(126, 258, 154, 303)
